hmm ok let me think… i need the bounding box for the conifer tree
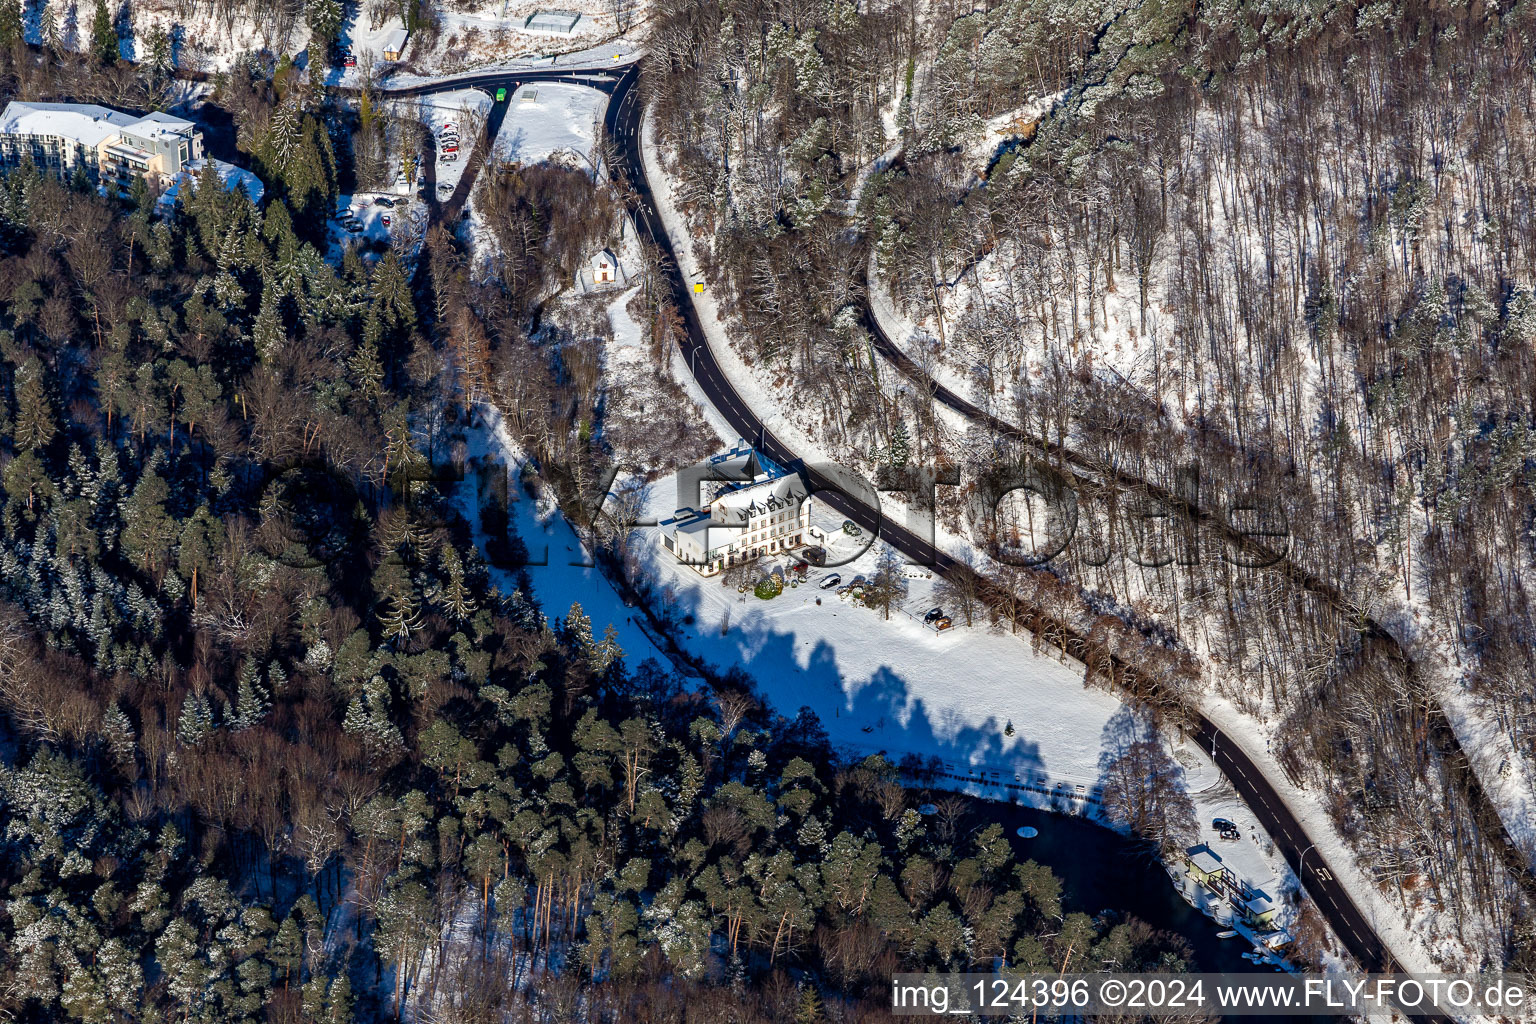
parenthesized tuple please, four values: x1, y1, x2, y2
(13, 357, 57, 451)
(563, 601, 594, 657)
(430, 543, 476, 622)
(176, 691, 216, 746)
(348, 337, 385, 405)
(89, 0, 117, 63)
(252, 279, 284, 365)
(230, 661, 271, 731)
(121, 470, 175, 575)
(306, 0, 343, 44)
(324, 973, 353, 1024)
(0, 0, 22, 50)
(100, 702, 137, 768)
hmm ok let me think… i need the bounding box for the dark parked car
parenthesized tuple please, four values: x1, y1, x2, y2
(374, 197, 395, 208)
(818, 574, 841, 590)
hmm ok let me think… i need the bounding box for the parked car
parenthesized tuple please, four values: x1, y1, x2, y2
(381, 215, 391, 227)
(1212, 818, 1236, 831)
(441, 152, 458, 163)
(923, 607, 944, 623)
(495, 87, 507, 101)
(342, 53, 356, 67)
(437, 182, 453, 195)
(818, 574, 841, 590)
(932, 615, 953, 631)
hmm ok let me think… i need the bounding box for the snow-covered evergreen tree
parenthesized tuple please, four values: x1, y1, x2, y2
(343, 674, 404, 760)
(229, 661, 271, 732)
(100, 702, 137, 767)
(563, 601, 594, 656)
(886, 421, 911, 468)
(251, 279, 284, 365)
(175, 691, 216, 747)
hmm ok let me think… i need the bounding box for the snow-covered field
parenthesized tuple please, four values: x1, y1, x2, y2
(493, 83, 605, 172)
(638, 489, 1128, 791)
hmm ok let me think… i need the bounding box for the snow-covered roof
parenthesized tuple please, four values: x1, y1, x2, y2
(524, 10, 581, 34)
(123, 111, 197, 140)
(674, 516, 714, 537)
(0, 101, 136, 148)
(590, 247, 616, 268)
(1187, 845, 1227, 876)
(381, 28, 409, 55)
(1244, 892, 1275, 914)
(712, 475, 807, 522)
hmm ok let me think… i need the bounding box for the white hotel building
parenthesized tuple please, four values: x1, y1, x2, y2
(0, 101, 204, 195)
(659, 446, 812, 576)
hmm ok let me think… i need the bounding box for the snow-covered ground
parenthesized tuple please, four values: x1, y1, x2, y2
(326, 193, 426, 261)
(863, 218, 1476, 977)
(157, 159, 264, 209)
(386, 88, 492, 197)
(455, 408, 671, 673)
(636, 103, 1451, 973)
(638, 487, 1127, 793)
(1438, 682, 1536, 862)
(381, 40, 640, 90)
(493, 83, 605, 173)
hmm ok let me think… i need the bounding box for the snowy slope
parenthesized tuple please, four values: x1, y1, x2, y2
(493, 83, 605, 173)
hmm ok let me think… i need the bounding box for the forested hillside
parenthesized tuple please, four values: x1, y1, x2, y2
(0, 32, 1220, 1024)
(647, 0, 1536, 971)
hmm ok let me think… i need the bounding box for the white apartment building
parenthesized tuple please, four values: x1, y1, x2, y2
(660, 446, 812, 576)
(0, 102, 204, 195)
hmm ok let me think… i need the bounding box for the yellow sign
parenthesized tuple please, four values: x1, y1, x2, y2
(693, 283, 704, 294)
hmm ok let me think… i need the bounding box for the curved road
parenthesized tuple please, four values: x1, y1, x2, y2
(386, 59, 1455, 1019)
(596, 64, 1459, 1019)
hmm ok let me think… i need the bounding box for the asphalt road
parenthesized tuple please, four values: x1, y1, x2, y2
(376, 57, 1456, 1021)
(599, 63, 1459, 1022)
(406, 68, 624, 228)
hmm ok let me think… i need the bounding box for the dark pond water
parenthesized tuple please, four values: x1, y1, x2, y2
(979, 802, 1331, 1023)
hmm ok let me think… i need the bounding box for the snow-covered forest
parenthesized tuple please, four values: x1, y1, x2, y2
(648, 0, 1536, 972)
(0, 12, 1235, 1024)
